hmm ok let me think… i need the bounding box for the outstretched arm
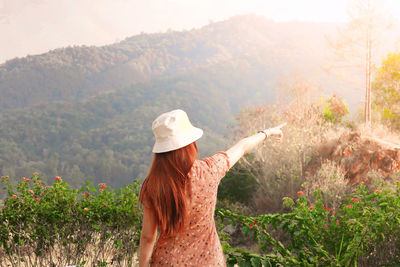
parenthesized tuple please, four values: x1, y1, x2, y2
(225, 125, 284, 168)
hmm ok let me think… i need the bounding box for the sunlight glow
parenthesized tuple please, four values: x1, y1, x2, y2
(0, 0, 399, 63)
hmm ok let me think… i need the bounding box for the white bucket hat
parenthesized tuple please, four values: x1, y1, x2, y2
(152, 109, 203, 153)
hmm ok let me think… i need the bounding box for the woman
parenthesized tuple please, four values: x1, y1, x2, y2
(139, 109, 284, 266)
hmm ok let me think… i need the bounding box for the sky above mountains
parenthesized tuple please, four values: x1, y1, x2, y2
(1, 0, 400, 64)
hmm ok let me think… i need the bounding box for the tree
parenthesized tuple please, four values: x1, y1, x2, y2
(373, 52, 400, 129)
(327, 0, 392, 125)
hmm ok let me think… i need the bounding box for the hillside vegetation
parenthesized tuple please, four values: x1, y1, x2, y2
(0, 15, 336, 111)
(0, 15, 340, 188)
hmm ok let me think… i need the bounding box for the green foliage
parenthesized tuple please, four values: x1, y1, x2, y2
(322, 94, 349, 124)
(373, 52, 400, 130)
(216, 180, 400, 266)
(218, 160, 258, 205)
(0, 51, 282, 190)
(2, 170, 400, 266)
(0, 174, 142, 266)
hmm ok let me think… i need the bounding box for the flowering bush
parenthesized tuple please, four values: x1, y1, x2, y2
(0, 174, 142, 266)
(323, 94, 349, 124)
(216, 181, 400, 266)
(3, 172, 400, 266)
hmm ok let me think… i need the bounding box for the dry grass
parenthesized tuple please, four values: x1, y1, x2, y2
(0, 235, 139, 267)
(232, 80, 351, 213)
(303, 161, 351, 209)
(359, 123, 400, 147)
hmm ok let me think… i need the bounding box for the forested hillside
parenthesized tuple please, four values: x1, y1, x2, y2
(0, 15, 336, 111)
(0, 15, 340, 188)
(0, 55, 279, 187)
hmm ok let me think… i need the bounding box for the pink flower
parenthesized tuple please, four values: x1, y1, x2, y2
(24, 177, 30, 182)
(12, 195, 17, 199)
(29, 190, 34, 194)
(36, 198, 40, 201)
(83, 208, 88, 212)
(351, 198, 359, 202)
(309, 207, 313, 211)
(297, 191, 304, 196)
(396, 181, 399, 184)
(84, 191, 90, 196)
(323, 207, 331, 210)
(33, 172, 39, 176)
(314, 185, 319, 189)
(253, 221, 257, 225)
(346, 205, 353, 208)
(325, 224, 328, 229)
(55, 176, 62, 181)
(336, 222, 340, 226)
(103, 203, 107, 207)
(330, 211, 334, 215)
(375, 190, 382, 194)
(360, 181, 365, 185)
(249, 223, 253, 228)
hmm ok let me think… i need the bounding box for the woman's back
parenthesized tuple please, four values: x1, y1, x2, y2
(151, 152, 230, 266)
(138, 109, 284, 267)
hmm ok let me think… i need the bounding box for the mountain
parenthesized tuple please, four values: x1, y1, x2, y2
(0, 15, 341, 188)
(0, 55, 278, 187)
(0, 15, 337, 111)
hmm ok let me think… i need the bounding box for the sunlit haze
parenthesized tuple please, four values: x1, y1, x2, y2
(1, 0, 399, 63)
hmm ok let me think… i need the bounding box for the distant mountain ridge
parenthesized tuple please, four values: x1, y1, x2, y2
(0, 15, 337, 111)
(0, 15, 342, 188)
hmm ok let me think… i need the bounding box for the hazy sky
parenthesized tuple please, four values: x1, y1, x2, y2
(0, 0, 399, 63)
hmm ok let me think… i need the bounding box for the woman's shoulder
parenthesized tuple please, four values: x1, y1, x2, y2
(189, 152, 230, 180)
(199, 152, 230, 169)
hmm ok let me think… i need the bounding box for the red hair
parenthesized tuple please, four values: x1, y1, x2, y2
(139, 142, 198, 236)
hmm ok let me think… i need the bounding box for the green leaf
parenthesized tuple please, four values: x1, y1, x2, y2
(237, 258, 252, 267)
(379, 202, 388, 208)
(241, 225, 250, 237)
(250, 257, 262, 267)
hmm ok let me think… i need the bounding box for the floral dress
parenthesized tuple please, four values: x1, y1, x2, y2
(150, 152, 230, 266)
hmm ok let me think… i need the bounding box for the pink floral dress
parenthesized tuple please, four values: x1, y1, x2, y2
(150, 152, 230, 266)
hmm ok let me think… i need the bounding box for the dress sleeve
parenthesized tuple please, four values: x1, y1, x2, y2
(200, 152, 231, 182)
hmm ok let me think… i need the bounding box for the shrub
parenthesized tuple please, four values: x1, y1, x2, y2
(303, 161, 351, 210)
(218, 159, 258, 205)
(0, 174, 142, 266)
(216, 181, 400, 266)
(322, 94, 349, 124)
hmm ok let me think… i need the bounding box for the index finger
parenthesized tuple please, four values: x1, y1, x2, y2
(275, 122, 287, 129)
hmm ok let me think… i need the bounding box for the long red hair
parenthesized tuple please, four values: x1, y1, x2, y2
(139, 142, 198, 236)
